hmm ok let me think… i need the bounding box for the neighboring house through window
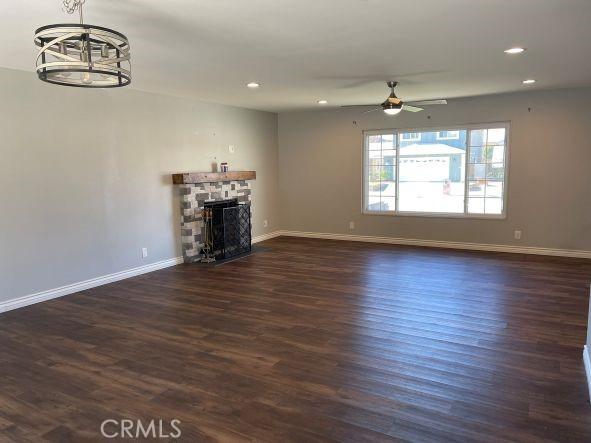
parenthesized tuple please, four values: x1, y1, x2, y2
(400, 132, 421, 142)
(436, 130, 460, 140)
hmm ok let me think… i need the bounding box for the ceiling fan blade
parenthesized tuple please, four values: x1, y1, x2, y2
(363, 108, 382, 114)
(340, 104, 378, 108)
(406, 99, 448, 106)
(402, 105, 423, 113)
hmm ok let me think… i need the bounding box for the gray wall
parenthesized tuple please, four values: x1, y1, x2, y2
(588, 294, 591, 349)
(0, 67, 279, 303)
(2, 69, 591, 306)
(278, 87, 591, 251)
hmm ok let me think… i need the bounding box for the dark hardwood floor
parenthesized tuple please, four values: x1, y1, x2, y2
(1, 237, 591, 442)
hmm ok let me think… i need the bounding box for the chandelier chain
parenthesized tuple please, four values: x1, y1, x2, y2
(63, 0, 86, 24)
(62, 0, 85, 14)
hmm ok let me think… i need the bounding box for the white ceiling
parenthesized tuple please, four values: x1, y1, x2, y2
(5, 0, 591, 112)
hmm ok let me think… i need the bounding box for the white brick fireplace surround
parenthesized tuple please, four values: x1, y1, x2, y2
(172, 171, 256, 263)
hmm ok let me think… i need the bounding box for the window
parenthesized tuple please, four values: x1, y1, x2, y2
(436, 130, 460, 140)
(400, 132, 421, 142)
(363, 123, 509, 217)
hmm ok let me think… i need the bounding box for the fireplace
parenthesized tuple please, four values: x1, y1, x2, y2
(172, 171, 256, 263)
(203, 199, 252, 260)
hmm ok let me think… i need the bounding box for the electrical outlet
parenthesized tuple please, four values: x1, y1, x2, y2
(263, 220, 268, 228)
(349, 221, 355, 230)
(514, 230, 522, 240)
(142, 247, 148, 258)
(229, 145, 236, 154)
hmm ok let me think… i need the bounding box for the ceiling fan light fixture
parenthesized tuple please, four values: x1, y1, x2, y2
(383, 108, 402, 116)
(382, 102, 402, 116)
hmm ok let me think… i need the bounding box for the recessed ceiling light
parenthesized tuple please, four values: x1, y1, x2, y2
(317, 100, 328, 105)
(504, 47, 526, 54)
(522, 79, 536, 84)
(246, 82, 260, 89)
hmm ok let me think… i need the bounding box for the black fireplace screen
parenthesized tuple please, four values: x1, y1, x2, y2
(203, 199, 251, 260)
(223, 204, 252, 259)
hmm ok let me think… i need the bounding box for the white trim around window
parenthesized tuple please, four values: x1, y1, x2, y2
(362, 122, 510, 219)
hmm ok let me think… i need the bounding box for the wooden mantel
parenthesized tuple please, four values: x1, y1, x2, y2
(172, 171, 256, 185)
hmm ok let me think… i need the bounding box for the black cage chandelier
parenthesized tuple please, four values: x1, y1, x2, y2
(34, 0, 131, 88)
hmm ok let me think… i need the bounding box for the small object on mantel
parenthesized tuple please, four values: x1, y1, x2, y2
(220, 162, 229, 172)
(172, 171, 256, 185)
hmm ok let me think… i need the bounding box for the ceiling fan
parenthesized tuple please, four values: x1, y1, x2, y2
(341, 81, 447, 115)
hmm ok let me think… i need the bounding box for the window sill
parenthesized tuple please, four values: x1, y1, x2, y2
(362, 210, 506, 220)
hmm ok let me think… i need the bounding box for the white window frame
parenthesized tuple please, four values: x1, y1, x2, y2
(400, 132, 421, 142)
(436, 130, 460, 140)
(362, 122, 510, 219)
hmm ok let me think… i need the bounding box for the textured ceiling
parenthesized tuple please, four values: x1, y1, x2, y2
(4, 0, 591, 111)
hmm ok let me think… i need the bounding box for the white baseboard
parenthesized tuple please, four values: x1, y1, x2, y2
(2, 229, 587, 315)
(0, 257, 183, 315)
(278, 230, 591, 259)
(0, 233, 281, 315)
(584, 346, 591, 403)
(252, 231, 281, 244)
